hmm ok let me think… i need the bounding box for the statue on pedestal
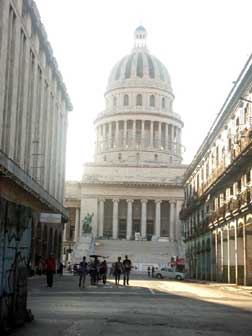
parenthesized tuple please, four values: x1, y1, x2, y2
(82, 213, 94, 234)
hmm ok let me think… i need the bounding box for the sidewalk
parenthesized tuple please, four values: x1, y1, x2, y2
(185, 278, 252, 296)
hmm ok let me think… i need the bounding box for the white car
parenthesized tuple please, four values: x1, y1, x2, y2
(155, 267, 185, 280)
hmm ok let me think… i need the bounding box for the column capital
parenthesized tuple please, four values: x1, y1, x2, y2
(155, 200, 162, 204)
(127, 199, 134, 204)
(169, 200, 176, 205)
(98, 198, 105, 203)
(112, 198, 119, 203)
(141, 199, 148, 204)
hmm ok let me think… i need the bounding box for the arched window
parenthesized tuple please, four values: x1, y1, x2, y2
(123, 94, 129, 106)
(113, 96, 117, 106)
(136, 94, 142, 106)
(162, 97, 166, 109)
(150, 95, 155, 107)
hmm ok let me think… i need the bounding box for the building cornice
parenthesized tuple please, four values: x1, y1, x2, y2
(184, 53, 252, 181)
(94, 111, 183, 127)
(83, 162, 188, 169)
(81, 180, 184, 188)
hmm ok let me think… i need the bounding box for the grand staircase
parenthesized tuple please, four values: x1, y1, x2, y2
(95, 239, 185, 271)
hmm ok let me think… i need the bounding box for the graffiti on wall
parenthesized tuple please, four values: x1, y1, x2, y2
(0, 197, 32, 327)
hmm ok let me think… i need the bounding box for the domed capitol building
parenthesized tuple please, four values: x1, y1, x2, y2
(64, 27, 187, 267)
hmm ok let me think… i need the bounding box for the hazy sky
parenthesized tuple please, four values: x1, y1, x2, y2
(35, 0, 252, 180)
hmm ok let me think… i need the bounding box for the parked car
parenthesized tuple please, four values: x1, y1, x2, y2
(155, 267, 185, 280)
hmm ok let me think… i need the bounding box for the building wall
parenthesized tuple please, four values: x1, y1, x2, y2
(0, 0, 72, 204)
(181, 54, 252, 285)
(0, 0, 72, 328)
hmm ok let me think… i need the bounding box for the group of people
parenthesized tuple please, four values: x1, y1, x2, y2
(43, 253, 132, 289)
(110, 256, 132, 286)
(147, 266, 156, 278)
(78, 255, 132, 288)
(78, 256, 108, 288)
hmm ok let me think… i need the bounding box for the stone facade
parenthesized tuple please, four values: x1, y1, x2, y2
(0, 0, 72, 274)
(181, 54, 252, 285)
(64, 27, 186, 265)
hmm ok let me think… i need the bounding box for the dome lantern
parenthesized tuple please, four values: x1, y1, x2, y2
(134, 25, 147, 49)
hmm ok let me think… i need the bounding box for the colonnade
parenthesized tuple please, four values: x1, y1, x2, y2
(95, 120, 181, 153)
(187, 218, 252, 285)
(97, 198, 183, 241)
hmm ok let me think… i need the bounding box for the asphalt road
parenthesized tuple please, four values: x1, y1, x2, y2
(13, 274, 252, 336)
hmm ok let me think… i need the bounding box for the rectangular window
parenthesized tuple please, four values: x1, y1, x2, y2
(247, 170, 251, 184)
(230, 185, 233, 196)
(237, 180, 241, 193)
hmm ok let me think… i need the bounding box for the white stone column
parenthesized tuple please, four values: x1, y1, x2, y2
(220, 229, 224, 281)
(234, 221, 238, 284)
(112, 199, 119, 239)
(178, 128, 182, 153)
(124, 120, 127, 147)
(175, 200, 183, 240)
(150, 121, 153, 148)
(115, 121, 119, 148)
(165, 123, 169, 150)
(215, 231, 218, 280)
(243, 221, 247, 286)
(141, 200, 147, 239)
(141, 120, 145, 148)
(132, 120, 136, 148)
(108, 122, 112, 148)
(74, 208, 80, 242)
(126, 199, 133, 240)
(227, 226, 230, 283)
(102, 124, 105, 150)
(171, 125, 174, 152)
(210, 233, 214, 281)
(169, 201, 175, 240)
(155, 200, 161, 238)
(99, 199, 105, 238)
(158, 122, 162, 149)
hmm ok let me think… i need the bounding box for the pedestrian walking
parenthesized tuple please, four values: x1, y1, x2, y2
(151, 266, 155, 278)
(100, 260, 108, 285)
(114, 257, 123, 285)
(38, 257, 43, 275)
(45, 253, 56, 287)
(110, 263, 115, 276)
(79, 256, 88, 288)
(93, 256, 100, 284)
(58, 262, 64, 276)
(89, 259, 97, 286)
(147, 266, 151, 277)
(123, 255, 132, 286)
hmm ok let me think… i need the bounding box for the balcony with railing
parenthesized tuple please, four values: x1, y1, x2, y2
(179, 193, 202, 220)
(95, 136, 183, 156)
(207, 188, 252, 225)
(197, 127, 252, 198)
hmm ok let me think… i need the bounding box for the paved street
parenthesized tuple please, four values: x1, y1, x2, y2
(13, 274, 252, 336)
